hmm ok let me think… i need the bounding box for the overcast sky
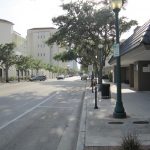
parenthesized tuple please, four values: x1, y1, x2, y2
(0, 0, 150, 38)
(120, 0, 150, 39)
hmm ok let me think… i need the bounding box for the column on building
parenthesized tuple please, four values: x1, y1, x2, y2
(134, 61, 150, 91)
(129, 64, 134, 87)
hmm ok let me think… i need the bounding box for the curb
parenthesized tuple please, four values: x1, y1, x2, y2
(56, 82, 87, 150)
(76, 81, 88, 150)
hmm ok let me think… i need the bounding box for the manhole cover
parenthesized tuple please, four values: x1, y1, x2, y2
(133, 121, 149, 124)
(108, 121, 124, 124)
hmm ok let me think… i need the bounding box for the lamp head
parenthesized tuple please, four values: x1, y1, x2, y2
(111, 0, 122, 11)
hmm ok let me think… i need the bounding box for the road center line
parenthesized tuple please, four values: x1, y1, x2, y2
(0, 93, 56, 131)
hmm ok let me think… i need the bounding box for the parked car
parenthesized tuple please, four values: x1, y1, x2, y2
(56, 74, 65, 80)
(29, 75, 47, 81)
(81, 74, 88, 80)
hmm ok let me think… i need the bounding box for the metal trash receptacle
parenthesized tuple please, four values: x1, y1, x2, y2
(101, 84, 111, 99)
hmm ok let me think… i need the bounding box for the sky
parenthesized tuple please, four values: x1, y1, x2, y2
(0, 0, 150, 38)
(120, 0, 150, 39)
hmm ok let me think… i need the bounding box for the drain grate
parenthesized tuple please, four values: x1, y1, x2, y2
(133, 121, 149, 124)
(108, 121, 124, 124)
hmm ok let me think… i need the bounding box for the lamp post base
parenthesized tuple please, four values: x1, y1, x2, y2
(94, 106, 98, 109)
(113, 111, 126, 118)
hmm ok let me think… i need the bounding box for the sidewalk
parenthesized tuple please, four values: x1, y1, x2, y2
(0, 80, 29, 88)
(77, 80, 150, 150)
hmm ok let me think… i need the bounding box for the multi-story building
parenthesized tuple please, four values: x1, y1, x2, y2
(27, 27, 67, 68)
(0, 19, 13, 80)
(0, 19, 14, 44)
(0, 19, 27, 80)
(12, 31, 27, 56)
(68, 60, 78, 71)
(0, 19, 26, 54)
(0, 19, 78, 81)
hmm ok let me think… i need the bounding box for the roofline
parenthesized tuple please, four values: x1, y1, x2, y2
(28, 27, 56, 30)
(13, 30, 21, 36)
(108, 19, 150, 65)
(0, 19, 14, 25)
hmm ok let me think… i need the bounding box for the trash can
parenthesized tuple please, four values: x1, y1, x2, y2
(101, 84, 111, 99)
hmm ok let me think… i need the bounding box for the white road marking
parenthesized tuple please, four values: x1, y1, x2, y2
(38, 106, 74, 109)
(0, 93, 56, 130)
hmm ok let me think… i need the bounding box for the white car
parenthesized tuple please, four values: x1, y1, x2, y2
(56, 74, 65, 80)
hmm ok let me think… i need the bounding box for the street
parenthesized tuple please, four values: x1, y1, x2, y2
(0, 76, 86, 150)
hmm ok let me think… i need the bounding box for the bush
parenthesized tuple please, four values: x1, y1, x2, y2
(120, 133, 142, 150)
(9, 76, 16, 81)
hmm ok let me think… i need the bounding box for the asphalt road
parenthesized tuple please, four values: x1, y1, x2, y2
(0, 76, 86, 150)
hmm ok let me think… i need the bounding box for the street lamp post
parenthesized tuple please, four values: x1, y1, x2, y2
(111, 0, 126, 118)
(98, 44, 103, 91)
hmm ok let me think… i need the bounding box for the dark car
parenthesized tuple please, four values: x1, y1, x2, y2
(29, 75, 47, 81)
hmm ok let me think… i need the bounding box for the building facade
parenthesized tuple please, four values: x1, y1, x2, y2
(0, 19, 78, 81)
(27, 27, 67, 68)
(109, 19, 150, 91)
(12, 31, 27, 56)
(0, 19, 14, 44)
(68, 60, 78, 71)
(0, 19, 27, 81)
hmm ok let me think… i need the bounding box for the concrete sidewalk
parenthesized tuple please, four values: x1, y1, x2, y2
(76, 81, 150, 150)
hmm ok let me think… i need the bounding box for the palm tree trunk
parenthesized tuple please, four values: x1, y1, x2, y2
(17, 70, 20, 82)
(25, 70, 27, 80)
(5, 68, 9, 83)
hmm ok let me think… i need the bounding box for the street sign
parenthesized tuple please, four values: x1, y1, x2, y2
(88, 64, 93, 72)
(113, 43, 120, 57)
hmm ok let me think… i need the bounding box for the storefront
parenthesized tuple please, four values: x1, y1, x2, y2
(109, 20, 150, 91)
